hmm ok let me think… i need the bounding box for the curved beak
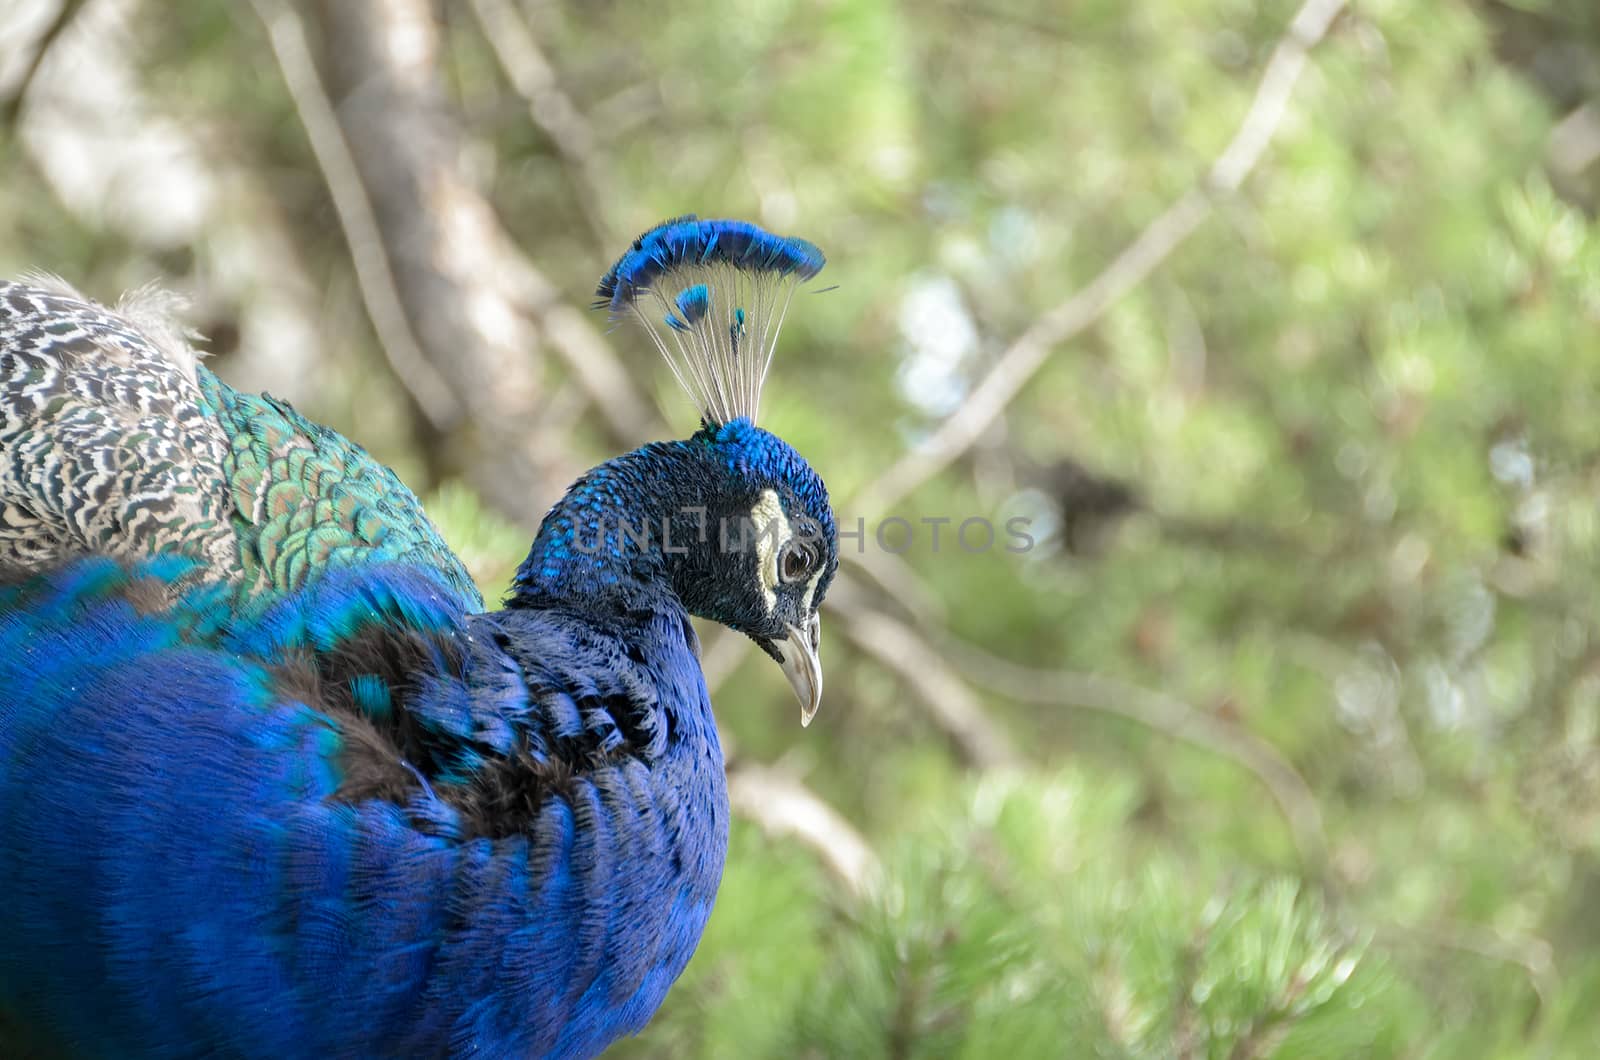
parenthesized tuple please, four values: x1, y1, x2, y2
(775, 613, 824, 726)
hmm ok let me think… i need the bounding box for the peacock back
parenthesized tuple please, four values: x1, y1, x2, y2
(0, 277, 479, 609)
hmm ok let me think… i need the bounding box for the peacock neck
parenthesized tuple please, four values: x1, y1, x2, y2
(509, 438, 720, 618)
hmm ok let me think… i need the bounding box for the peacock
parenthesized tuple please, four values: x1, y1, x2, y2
(0, 216, 837, 1058)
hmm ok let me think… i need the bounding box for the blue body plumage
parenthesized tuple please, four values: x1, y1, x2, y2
(0, 556, 726, 1058)
(0, 218, 837, 1058)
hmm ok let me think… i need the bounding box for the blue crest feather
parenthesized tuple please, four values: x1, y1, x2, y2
(675, 284, 710, 324)
(595, 216, 825, 425)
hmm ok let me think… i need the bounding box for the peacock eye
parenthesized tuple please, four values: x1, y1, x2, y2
(779, 540, 813, 584)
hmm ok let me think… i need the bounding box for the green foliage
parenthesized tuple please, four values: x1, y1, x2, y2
(616, 770, 1413, 1059)
(7, 0, 1600, 1054)
(423, 483, 527, 598)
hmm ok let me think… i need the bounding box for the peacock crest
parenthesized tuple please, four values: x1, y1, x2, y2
(595, 215, 825, 425)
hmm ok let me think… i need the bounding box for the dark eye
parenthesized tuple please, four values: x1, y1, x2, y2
(779, 540, 813, 584)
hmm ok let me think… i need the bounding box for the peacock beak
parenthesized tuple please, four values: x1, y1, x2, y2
(775, 613, 823, 726)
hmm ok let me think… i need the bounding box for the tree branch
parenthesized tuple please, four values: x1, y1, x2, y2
(251, 0, 465, 432)
(848, 0, 1347, 519)
(726, 759, 881, 898)
(487, 251, 663, 447)
(467, 0, 612, 243)
(0, 0, 86, 128)
(831, 575, 1020, 770)
(933, 631, 1328, 872)
(1375, 918, 1556, 1023)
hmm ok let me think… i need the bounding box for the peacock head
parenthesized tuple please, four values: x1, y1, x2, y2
(597, 216, 837, 723)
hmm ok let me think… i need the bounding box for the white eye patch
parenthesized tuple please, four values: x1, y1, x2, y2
(799, 568, 824, 615)
(748, 488, 791, 613)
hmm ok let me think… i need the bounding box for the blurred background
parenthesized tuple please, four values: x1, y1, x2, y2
(4, 0, 1600, 1054)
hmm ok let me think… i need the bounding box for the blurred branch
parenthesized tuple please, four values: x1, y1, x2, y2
(1548, 103, 1600, 179)
(1, 0, 85, 127)
(840, 538, 1327, 871)
(262, 0, 657, 524)
(251, 0, 465, 432)
(925, 0, 1076, 40)
(468, 0, 612, 242)
(848, 0, 1347, 519)
(933, 631, 1328, 872)
(493, 254, 664, 446)
(837, 544, 948, 626)
(1375, 918, 1556, 1022)
(454, 3, 665, 447)
(699, 624, 748, 694)
(700, 574, 1017, 770)
(832, 575, 1020, 770)
(726, 757, 881, 898)
(586, 81, 662, 145)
